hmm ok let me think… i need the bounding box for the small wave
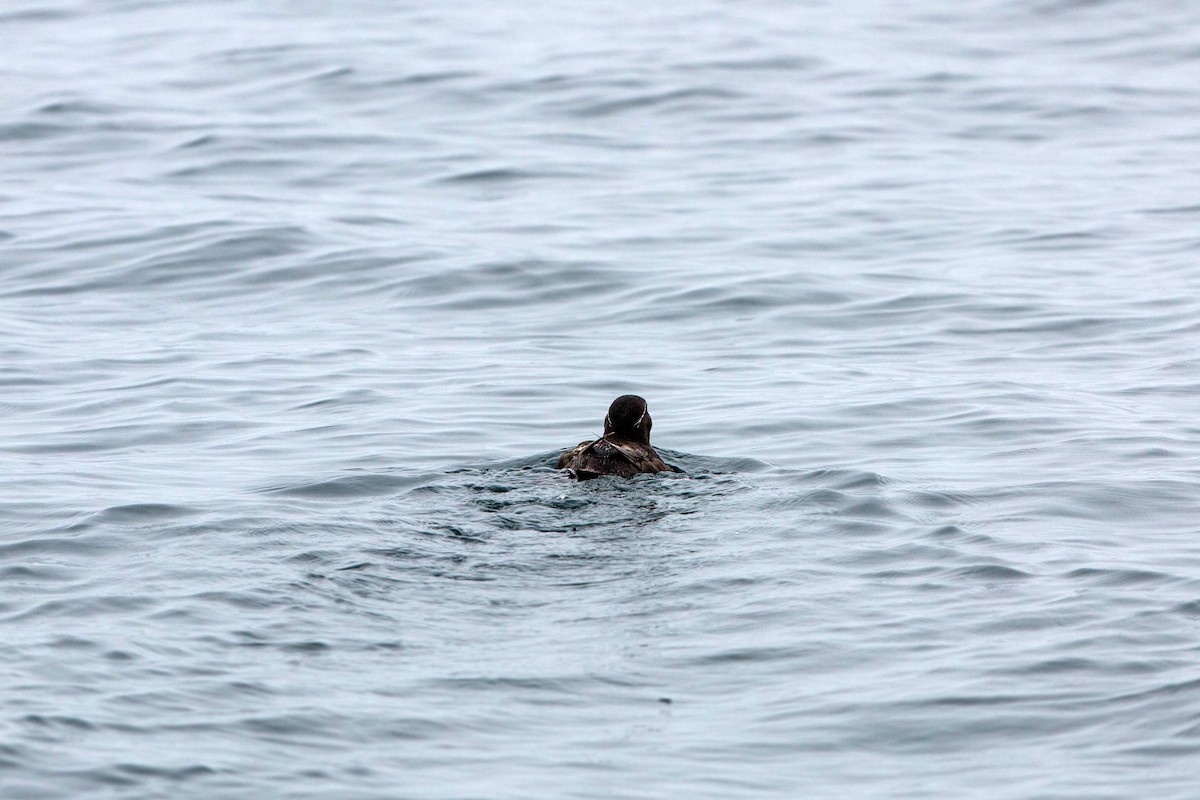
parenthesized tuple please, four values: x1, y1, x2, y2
(434, 166, 553, 185)
(20, 713, 97, 731)
(950, 564, 1031, 581)
(683, 55, 823, 73)
(1065, 567, 1179, 587)
(93, 503, 197, 522)
(566, 86, 743, 118)
(264, 472, 434, 499)
(1144, 203, 1200, 216)
(3, 594, 156, 624)
(392, 257, 619, 310)
(0, 535, 117, 560)
(35, 98, 119, 117)
(0, 8, 74, 22)
(165, 158, 303, 180)
(0, 121, 69, 142)
(1173, 600, 1200, 617)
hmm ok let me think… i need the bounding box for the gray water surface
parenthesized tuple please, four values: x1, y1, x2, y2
(3, 1, 1200, 797)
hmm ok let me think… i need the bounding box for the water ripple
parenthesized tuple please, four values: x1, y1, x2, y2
(4, 0, 1200, 797)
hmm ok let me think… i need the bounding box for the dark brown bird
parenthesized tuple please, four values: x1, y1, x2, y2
(557, 395, 674, 480)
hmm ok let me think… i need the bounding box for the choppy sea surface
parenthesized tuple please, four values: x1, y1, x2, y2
(4, 1, 1200, 797)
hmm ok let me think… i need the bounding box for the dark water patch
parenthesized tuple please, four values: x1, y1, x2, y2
(46, 635, 100, 651)
(0, 7, 75, 23)
(1006, 230, 1119, 252)
(1066, 567, 1179, 587)
(174, 133, 219, 149)
(56, 762, 219, 791)
(431, 675, 599, 695)
(566, 86, 743, 118)
(950, 564, 1031, 581)
(383, 69, 480, 87)
(203, 41, 309, 65)
(239, 639, 331, 655)
(236, 710, 435, 743)
(894, 483, 971, 510)
(115, 763, 217, 781)
(1016, 656, 1100, 674)
(978, 613, 1077, 634)
(818, 519, 893, 538)
(950, 123, 1046, 142)
(93, 503, 196, 523)
(1024, 0, 1129, 18)
(685, 645, 814, 667)
(264, 472, 433, 499)
(303, 65, 356, 84)
(289, 549, 339, 565)
(434, 166, 555, 185)
(1173, 600, 1200, 618)
(840, 496, 903, 520)
(166, 158, 304, 180)
(20, 714, 98, 732)
(0, 121, 70, 142)
(1144, 203, 1200, 216)
(685, 55, 823, 73)
(331, 214, 409, 231)
(864, 565, 946, 581)
(0, 742, 27, 769)
(35, 98, 121, 117)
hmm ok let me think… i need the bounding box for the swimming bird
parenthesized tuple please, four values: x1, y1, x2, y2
(557, 395, 674, 480)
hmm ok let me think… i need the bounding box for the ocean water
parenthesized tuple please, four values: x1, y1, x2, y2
(3, 0, 1200, 797)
